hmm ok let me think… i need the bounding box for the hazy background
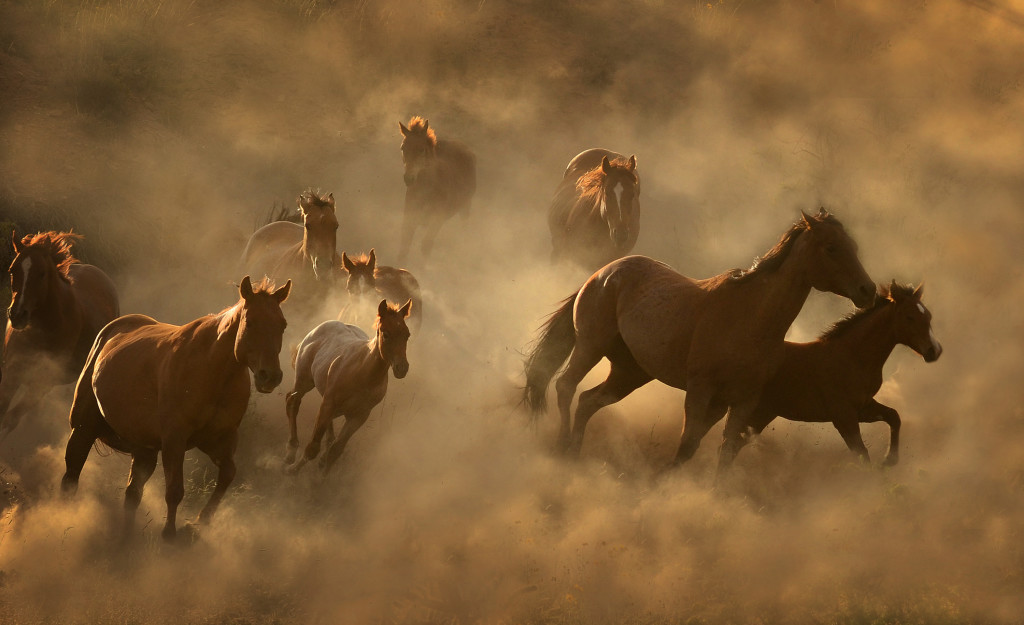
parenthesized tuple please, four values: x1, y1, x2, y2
(1, 0, 1023, 623)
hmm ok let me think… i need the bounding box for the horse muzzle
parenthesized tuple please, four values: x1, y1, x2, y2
(392, 361, 409, 379)
(7, 307, 29, 330)
(611, 227, 629, 248)
(851, 282, 876, 309)
(253, 368, 283, 393)
(924, 341, 943, 363)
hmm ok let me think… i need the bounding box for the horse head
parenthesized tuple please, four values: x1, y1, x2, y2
(7, 231, 80, 329)
(887, 281, 942, 362)
(375, 298, 412, 379)
(297, 190, 339, 283)
(235, 276, 291, 393)
(341, 249, 377, 301)
(597, 155, 639, 250)
(797, 209, 876, 308)
(399, 117, 437, 186)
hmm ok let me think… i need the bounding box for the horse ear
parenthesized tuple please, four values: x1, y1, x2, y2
(399, 121, 410, 137)
(801, 210, 815, 229)
(627, 155, 637, 172)
(887, 279, 899, 301)
(326, 192, 335, 208)
(342, 251, 354, 273)
(912, 282, 924, 299)
(422, 119, 429, 131)
(601, 155, 612, 174)
(240, 275, 255, 300)
(368, 248, 376, 269)
(272, 279, 291, 303)
(377, 298, 389, 317)
(400, 299, 413, 319)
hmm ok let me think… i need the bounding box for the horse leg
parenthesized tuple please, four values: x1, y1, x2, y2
(832, 412, 871, 463)
(287, 397, 338, 474)
(61, 374, 105, 495)
(554, 345, 605, 453)
(159, 435, 187, 542)
(859, 399, 901, 466)
(569, 357, 652, 456)
(284, 378, 314, 464)
(0, 381, 48, 441)
(397, 209, 418, 265)
(672, 382, 729, 467)
(419, 213, 445, 258)
(318, 409, 371, 474)
(196, 431, 238, 526)
(716, 403, 774, 477)
(123, 449, 158, 533)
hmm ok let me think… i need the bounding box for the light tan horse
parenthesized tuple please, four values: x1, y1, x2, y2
(60, 276, 290, 542)
(398, 117, 476, 264)
(241, 190, 340, 292)
(548, 148, 640, 270)
(523, 210, 876, 467)
(718, 281, 942, 471)
(2, 232, 119, 439)
(339, 248, 422, 331)
(285, 299, 412, 474)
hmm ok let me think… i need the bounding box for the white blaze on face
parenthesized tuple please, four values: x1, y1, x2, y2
(917, 302, 926, 314)
(18, 257, 32, 297)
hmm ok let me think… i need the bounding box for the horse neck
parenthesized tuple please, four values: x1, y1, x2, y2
(31, 271, 79, 332)
(742, 252, 814, 341)
(364, 335, 391, 378)
(208, 303, 245, 366)
(830, 306, 898, 370)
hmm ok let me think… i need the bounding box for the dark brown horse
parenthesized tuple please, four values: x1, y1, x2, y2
(60, 276, 290, 542)
(339, 248, 422, 331)
(242, 190, 340, 290)
(1, 232, 119, 439)
(523, 210, 875, 467)
(718, 281, 942, 471)
(548, 149, 640, 269)
(398, 117, 476, 263)
(285, 299, 412, 474)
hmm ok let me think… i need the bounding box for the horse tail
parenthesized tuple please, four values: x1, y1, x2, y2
(522, 291, 579, 418)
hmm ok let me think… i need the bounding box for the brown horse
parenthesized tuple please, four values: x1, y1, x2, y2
(339, 248, 422, 331)
(398, 117, 477, 263)
(523, 209, 876, 467)
(718, 281, 942, 471)
(1, 232, 119, 439)
(241, 190, 340, 290)
(548, 149, 640, 269)
(285, 299, 412, 474)
(60, 276, 290, 542)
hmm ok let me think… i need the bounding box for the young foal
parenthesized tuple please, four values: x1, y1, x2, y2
(548, 149, 640, 270)
(285, 299, 412, 474)
(61, 277, 290, 541)
(339, 249, 422, 331)
(2, 232, 119, 439)
(717, 281, 942, 471)
(398, 117, 477, 263)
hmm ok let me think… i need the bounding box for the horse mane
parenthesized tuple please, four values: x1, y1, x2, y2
(819, 282, 913, 341)
(575, 158, 637, 201)
(298, 189, 333, 209)
(407, 116, 437, 146)
(217, 277, 282, 335)
(21, 231, 83, 281)
(723, 210, 842, 285)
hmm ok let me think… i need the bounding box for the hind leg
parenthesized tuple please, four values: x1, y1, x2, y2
(196, 430, 238, 526)
(717, 405, 775, 477)
(123, 449, 158, 532)
(554, 345, 605, 452)
(318, 408, 371, 474)
(61, 376, 106, 495)
(568, 355, 652, 456)
(672, 380, 729, 467)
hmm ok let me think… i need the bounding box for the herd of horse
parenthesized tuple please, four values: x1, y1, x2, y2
(1, 116, 942, 541)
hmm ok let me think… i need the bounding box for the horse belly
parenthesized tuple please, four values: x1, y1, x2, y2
(92, 335, 164, 448)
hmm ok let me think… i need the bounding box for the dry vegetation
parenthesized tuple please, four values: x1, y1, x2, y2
(1, 0, 1024, 623)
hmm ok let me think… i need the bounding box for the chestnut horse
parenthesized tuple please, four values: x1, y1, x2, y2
(548, 149, 640, 269)
(285, 299, 412, 474)
(718, 281, 942, 471)
(523, 210, 876, 466)
(339, 248, 422, 331)
(398, 117, 476, 263)
(1, 232, 119, 439)
(241, 190, 340, 291)
(60, 276, 290, 541)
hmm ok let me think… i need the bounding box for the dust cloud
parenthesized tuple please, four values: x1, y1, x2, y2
(1, 0, 1023, 623)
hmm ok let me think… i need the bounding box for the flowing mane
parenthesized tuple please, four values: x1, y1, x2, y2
(723, 210, 842, 285)
(575, 157, 636, 200)
(298, 189, 334, 210)
(819, 282, 913, 340)
(407, 116, 437, 146)
(21, 231, 83, 281)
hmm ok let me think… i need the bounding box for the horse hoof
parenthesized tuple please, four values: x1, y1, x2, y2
(882, 456, 899, 468)
(284, 450, 296, 465)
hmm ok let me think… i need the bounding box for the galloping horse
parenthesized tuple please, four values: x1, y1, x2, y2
(285, 299, 412, 474)
(1, 232, 119, 439)
(242, 190, 340, 291)
(548, 149, 640, 269)
(339, 248, 422, 331)
(523, 209, 876, 467)
(61, 276, 290, 541)
(718, 281, 942, 470)
(398, 117, 476, 263)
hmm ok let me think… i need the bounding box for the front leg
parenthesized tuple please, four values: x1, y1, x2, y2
(288, 397, 338, 474)
(717, 401, 773, 477)
(859, 399, 901, 466)
(196, 430, 239, 526)
(160, 434, 188, 542)
(672, 381, 728, 467)
(832, 412, 871, 463)
(318, 409, 372, 474)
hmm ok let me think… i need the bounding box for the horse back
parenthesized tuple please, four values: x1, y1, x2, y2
(242, 221, 305, 281)
(296, 321, 370, 394)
